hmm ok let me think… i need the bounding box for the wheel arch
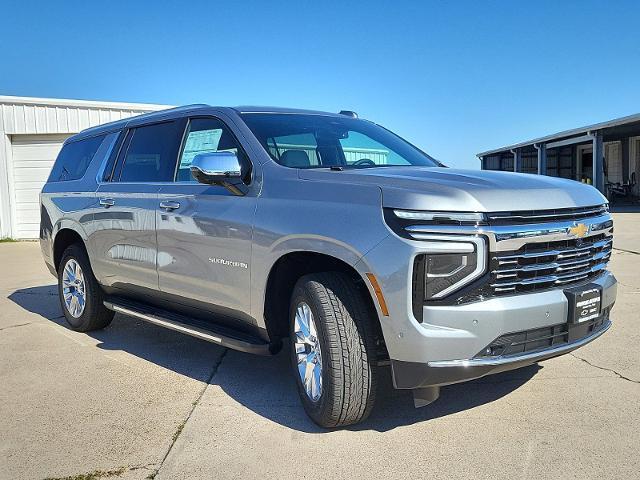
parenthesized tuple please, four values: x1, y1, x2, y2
(52, 227, 88, 272)
(262, 250, 385, 350)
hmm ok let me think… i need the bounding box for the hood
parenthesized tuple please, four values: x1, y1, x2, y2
(298, 167, 607, 212)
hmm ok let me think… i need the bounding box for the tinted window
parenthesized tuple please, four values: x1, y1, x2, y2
(117, 121, 183, 182)
(48, 135, 106, 182)
(176, 117, 248, 182)
(241, 113, 440, 169)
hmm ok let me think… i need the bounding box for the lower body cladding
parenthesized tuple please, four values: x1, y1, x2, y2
(355, 234, 617, 407)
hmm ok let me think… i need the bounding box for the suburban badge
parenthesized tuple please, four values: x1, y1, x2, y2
(209, 257, 248, 269)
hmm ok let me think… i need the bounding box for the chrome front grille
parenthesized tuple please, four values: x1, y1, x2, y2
(487, 204, 609, 224)
(491, 234, 613, 294)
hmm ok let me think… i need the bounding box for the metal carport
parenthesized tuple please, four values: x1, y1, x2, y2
(477, 113, 640, 201)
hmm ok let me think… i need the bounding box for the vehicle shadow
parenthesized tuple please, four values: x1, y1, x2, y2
(9, 284, 540, 433)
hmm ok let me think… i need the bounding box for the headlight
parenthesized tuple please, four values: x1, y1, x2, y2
(411, 236, 487, 321)
(393, 209, 486, 225)
(424, 250, 479, 299)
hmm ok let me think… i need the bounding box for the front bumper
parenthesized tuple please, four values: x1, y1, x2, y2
(355, 212, 618, 390)
(392, 316, 611, 388)
(387, 269, 617, 388)
(386, 268, 616, 389)
(355, 209, 617, 388)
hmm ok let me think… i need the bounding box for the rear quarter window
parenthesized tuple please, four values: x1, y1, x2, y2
(48, 135, 106, 182)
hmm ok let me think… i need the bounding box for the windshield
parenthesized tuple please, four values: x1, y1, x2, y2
(240, 113, 441, 169)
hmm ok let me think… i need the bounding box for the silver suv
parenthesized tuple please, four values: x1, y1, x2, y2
(40, 105, 617, 427)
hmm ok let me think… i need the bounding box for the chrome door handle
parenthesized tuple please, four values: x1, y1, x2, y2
(99, 198, 115, 208)
(159, 201, 180, 211)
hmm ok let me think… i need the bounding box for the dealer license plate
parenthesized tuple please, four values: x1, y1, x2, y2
(572, 287, 602, 323)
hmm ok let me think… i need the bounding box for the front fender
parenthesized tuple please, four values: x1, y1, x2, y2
(248, 167, 391, 328)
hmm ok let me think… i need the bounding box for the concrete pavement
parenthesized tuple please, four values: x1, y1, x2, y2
(612, 210, 640, 254)
(0, 242, 226, 480)
(0, 230, 638, 479)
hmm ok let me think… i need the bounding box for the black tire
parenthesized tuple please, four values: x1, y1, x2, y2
(290, 272, 378, 428)
(58, 243, 114, 332)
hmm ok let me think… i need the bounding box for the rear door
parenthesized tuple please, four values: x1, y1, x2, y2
(92, 120, 185, 292)
(156, 116, 257, 319)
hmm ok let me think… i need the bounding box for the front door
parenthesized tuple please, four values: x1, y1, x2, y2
(156, 116, 257, 321)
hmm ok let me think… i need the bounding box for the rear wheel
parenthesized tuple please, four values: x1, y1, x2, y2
(290, 272, 378, 427)
(58, 244, 114, 332)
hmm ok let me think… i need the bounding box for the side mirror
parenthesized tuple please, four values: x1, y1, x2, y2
(190, 152, 245, 195)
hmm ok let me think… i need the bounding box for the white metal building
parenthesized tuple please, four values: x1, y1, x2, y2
(0, 96, 169, 239)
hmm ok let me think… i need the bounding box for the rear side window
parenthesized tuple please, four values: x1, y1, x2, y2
(48, 135, 106, 182)
(116, 121, 183, 182)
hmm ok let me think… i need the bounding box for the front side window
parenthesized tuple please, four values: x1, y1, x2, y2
(49, 134, 106, 182)
(241, 113, 441, 169)
(176, 117, 248, 182)
(116, 121, 183, 182)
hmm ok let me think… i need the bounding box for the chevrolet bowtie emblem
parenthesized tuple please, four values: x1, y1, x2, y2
(568, 222, 589, 238)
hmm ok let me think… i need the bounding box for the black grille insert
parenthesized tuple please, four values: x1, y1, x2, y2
(475, 313, 608, 359)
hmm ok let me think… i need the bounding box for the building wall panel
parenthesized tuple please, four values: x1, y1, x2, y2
(1, 100, 164, 135)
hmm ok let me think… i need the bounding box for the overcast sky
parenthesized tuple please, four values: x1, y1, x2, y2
(2, 0, 640, 169)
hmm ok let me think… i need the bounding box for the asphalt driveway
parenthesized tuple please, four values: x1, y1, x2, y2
(1, 213, 638, 480)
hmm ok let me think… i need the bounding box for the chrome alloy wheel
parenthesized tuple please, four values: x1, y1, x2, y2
(62, 259, 86, 318)
(294, 302, 323, 401)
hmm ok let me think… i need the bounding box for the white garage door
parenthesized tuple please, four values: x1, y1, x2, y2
(11, 134, 71, 239)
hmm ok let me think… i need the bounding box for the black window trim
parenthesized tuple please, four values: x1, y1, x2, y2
(99, 130, 126, 183)
(112, 128, 136, 182)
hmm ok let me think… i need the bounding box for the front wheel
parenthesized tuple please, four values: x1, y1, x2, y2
(290, 272, 378, 427)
